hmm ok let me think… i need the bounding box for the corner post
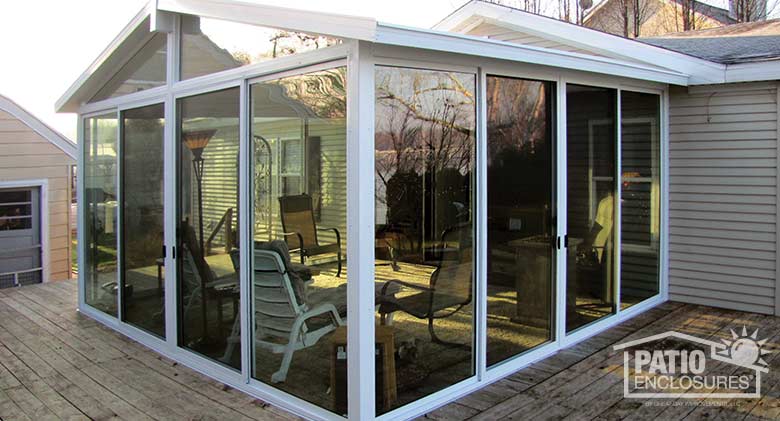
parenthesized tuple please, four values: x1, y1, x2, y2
(346, 39, 376, 420)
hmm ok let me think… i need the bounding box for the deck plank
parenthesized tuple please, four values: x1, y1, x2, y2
(0, 280, 778, 421)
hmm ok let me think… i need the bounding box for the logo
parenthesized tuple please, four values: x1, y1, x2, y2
(613, 326, 772, 399)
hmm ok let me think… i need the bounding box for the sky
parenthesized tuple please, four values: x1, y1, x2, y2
(0, 0, 463, 141)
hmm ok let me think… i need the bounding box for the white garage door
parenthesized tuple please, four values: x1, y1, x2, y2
(0, 187, 42, 288)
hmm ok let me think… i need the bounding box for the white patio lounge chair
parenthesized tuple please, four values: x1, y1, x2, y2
(221, 247, 343, 383)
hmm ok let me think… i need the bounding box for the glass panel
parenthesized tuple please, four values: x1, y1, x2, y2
(84, 113, 118, 316)
(180, 15, 340, 80)
(375, 66, 475, 414)
(0, 190, 31, 204)
(620, 91, 661, 307)
(566, 84, 617, 333)
(0, 204, 32, 218)
(486, 76, 555, 367)
(92, 19, 167, 102)
(177, 88, 241, 368)
(121, 103, 165, 337)
(250, 67, 347, 414)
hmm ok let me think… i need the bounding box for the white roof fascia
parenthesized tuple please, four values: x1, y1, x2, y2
(55, 4, 153, 113)
(376, 23, 690, 86)
(156, 0, 377, 41)
(434, 1, 726, 84)
(724, 60, 780, 84)
(1, 95, 77, 159)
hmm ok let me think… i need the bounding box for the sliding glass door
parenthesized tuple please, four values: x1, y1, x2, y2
(485, 75, 556, 367)
(565, 84, 617, 333)
(374, 66, 476, 414)
(120, 103, 166, 337)
(176, 87, 241, 368)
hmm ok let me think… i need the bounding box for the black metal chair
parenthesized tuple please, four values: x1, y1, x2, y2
(377, 224, 472, 348)
(278, 194, 343, 277)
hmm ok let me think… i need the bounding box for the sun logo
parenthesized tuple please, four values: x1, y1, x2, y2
(717, 326, 773, 368)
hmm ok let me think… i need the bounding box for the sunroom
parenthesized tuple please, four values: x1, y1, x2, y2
(60, 1, 680, 419)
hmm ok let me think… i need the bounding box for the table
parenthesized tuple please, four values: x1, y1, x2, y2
(507, 236, 580, 327)
(330, 325, 397, 414)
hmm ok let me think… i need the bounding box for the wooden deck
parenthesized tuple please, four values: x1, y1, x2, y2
(0, 280, 778, 420)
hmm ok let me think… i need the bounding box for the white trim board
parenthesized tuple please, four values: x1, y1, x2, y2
(0, 95, 77, 159)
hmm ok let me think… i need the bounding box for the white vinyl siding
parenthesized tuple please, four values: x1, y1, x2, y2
(668, 82, 779, 315)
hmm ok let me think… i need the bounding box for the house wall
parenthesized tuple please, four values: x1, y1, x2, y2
(668, 82, 779, 315)
(585, 0, 726, 37)
(0, 109, 75, 282)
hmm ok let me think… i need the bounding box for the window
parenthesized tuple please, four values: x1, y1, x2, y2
(91, 18, 167, 102)
(620, 91, 661, 307)
(180, 14, 340, 80)
(566, 84, 617, 333)
(374, 66, 476, 414)
(0, 190, 33, 230)
(177, 87, 241, 368)
(485, 75, 556, 367)
(121, 103, 166, 338)
(250, 67, 347, 413)
(84, 113, 119, 316)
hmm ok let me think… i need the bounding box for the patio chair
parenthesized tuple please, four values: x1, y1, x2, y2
(180, 220, 236, 322)
(279, 194, 343, 277)
(221, 245, 343, 383)
(377, 224, 473, 348)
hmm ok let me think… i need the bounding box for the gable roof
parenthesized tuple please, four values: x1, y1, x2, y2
(59, 0, 700, 112)
(434, 0, 724, 83)
(0, 94, 77, 159)
(641, 19, 780, 63)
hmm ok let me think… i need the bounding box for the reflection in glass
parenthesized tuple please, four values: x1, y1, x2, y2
(177, 88, 241, 368)
(92, 19, 167, 102)
(486, 76, 555, 367)
(180, 14, 340, 80)
(375, 66, 475, 414)
(620, 91, 661, 307)
(121, 104, 165, 337)
(84, 113, 118, 316)
(250, 68, 347, 413)
(566, 84, 617, 333)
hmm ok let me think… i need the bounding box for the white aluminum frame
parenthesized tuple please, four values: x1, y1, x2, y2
(72, 9, 673, 421)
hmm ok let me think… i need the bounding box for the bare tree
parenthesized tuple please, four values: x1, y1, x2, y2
(730, 0, 774, 22)
(597, 0, 655, 37)
(654, 0, 710, 33)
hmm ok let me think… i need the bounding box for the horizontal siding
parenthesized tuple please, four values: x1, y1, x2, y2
(668, 83, 778, 315)
(0, 109, 74, 282)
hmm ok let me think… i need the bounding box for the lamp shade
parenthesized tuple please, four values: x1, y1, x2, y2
(182, 129, 217, 152)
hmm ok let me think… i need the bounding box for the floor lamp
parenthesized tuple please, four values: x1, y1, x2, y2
(183, 129, 216, 341)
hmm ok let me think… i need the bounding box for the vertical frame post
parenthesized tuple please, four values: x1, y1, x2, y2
(163, 91, 177, 346)
(555, 79, 568, 343)
(116, 109, 124, 323)
(614, 90, 622, 313)
(239, 79, 252, 382)
(346, 40, 376, 420)
(475, 69, 488, 378)
(77, 116, 86, 311)
(660, 89, 670, 302)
